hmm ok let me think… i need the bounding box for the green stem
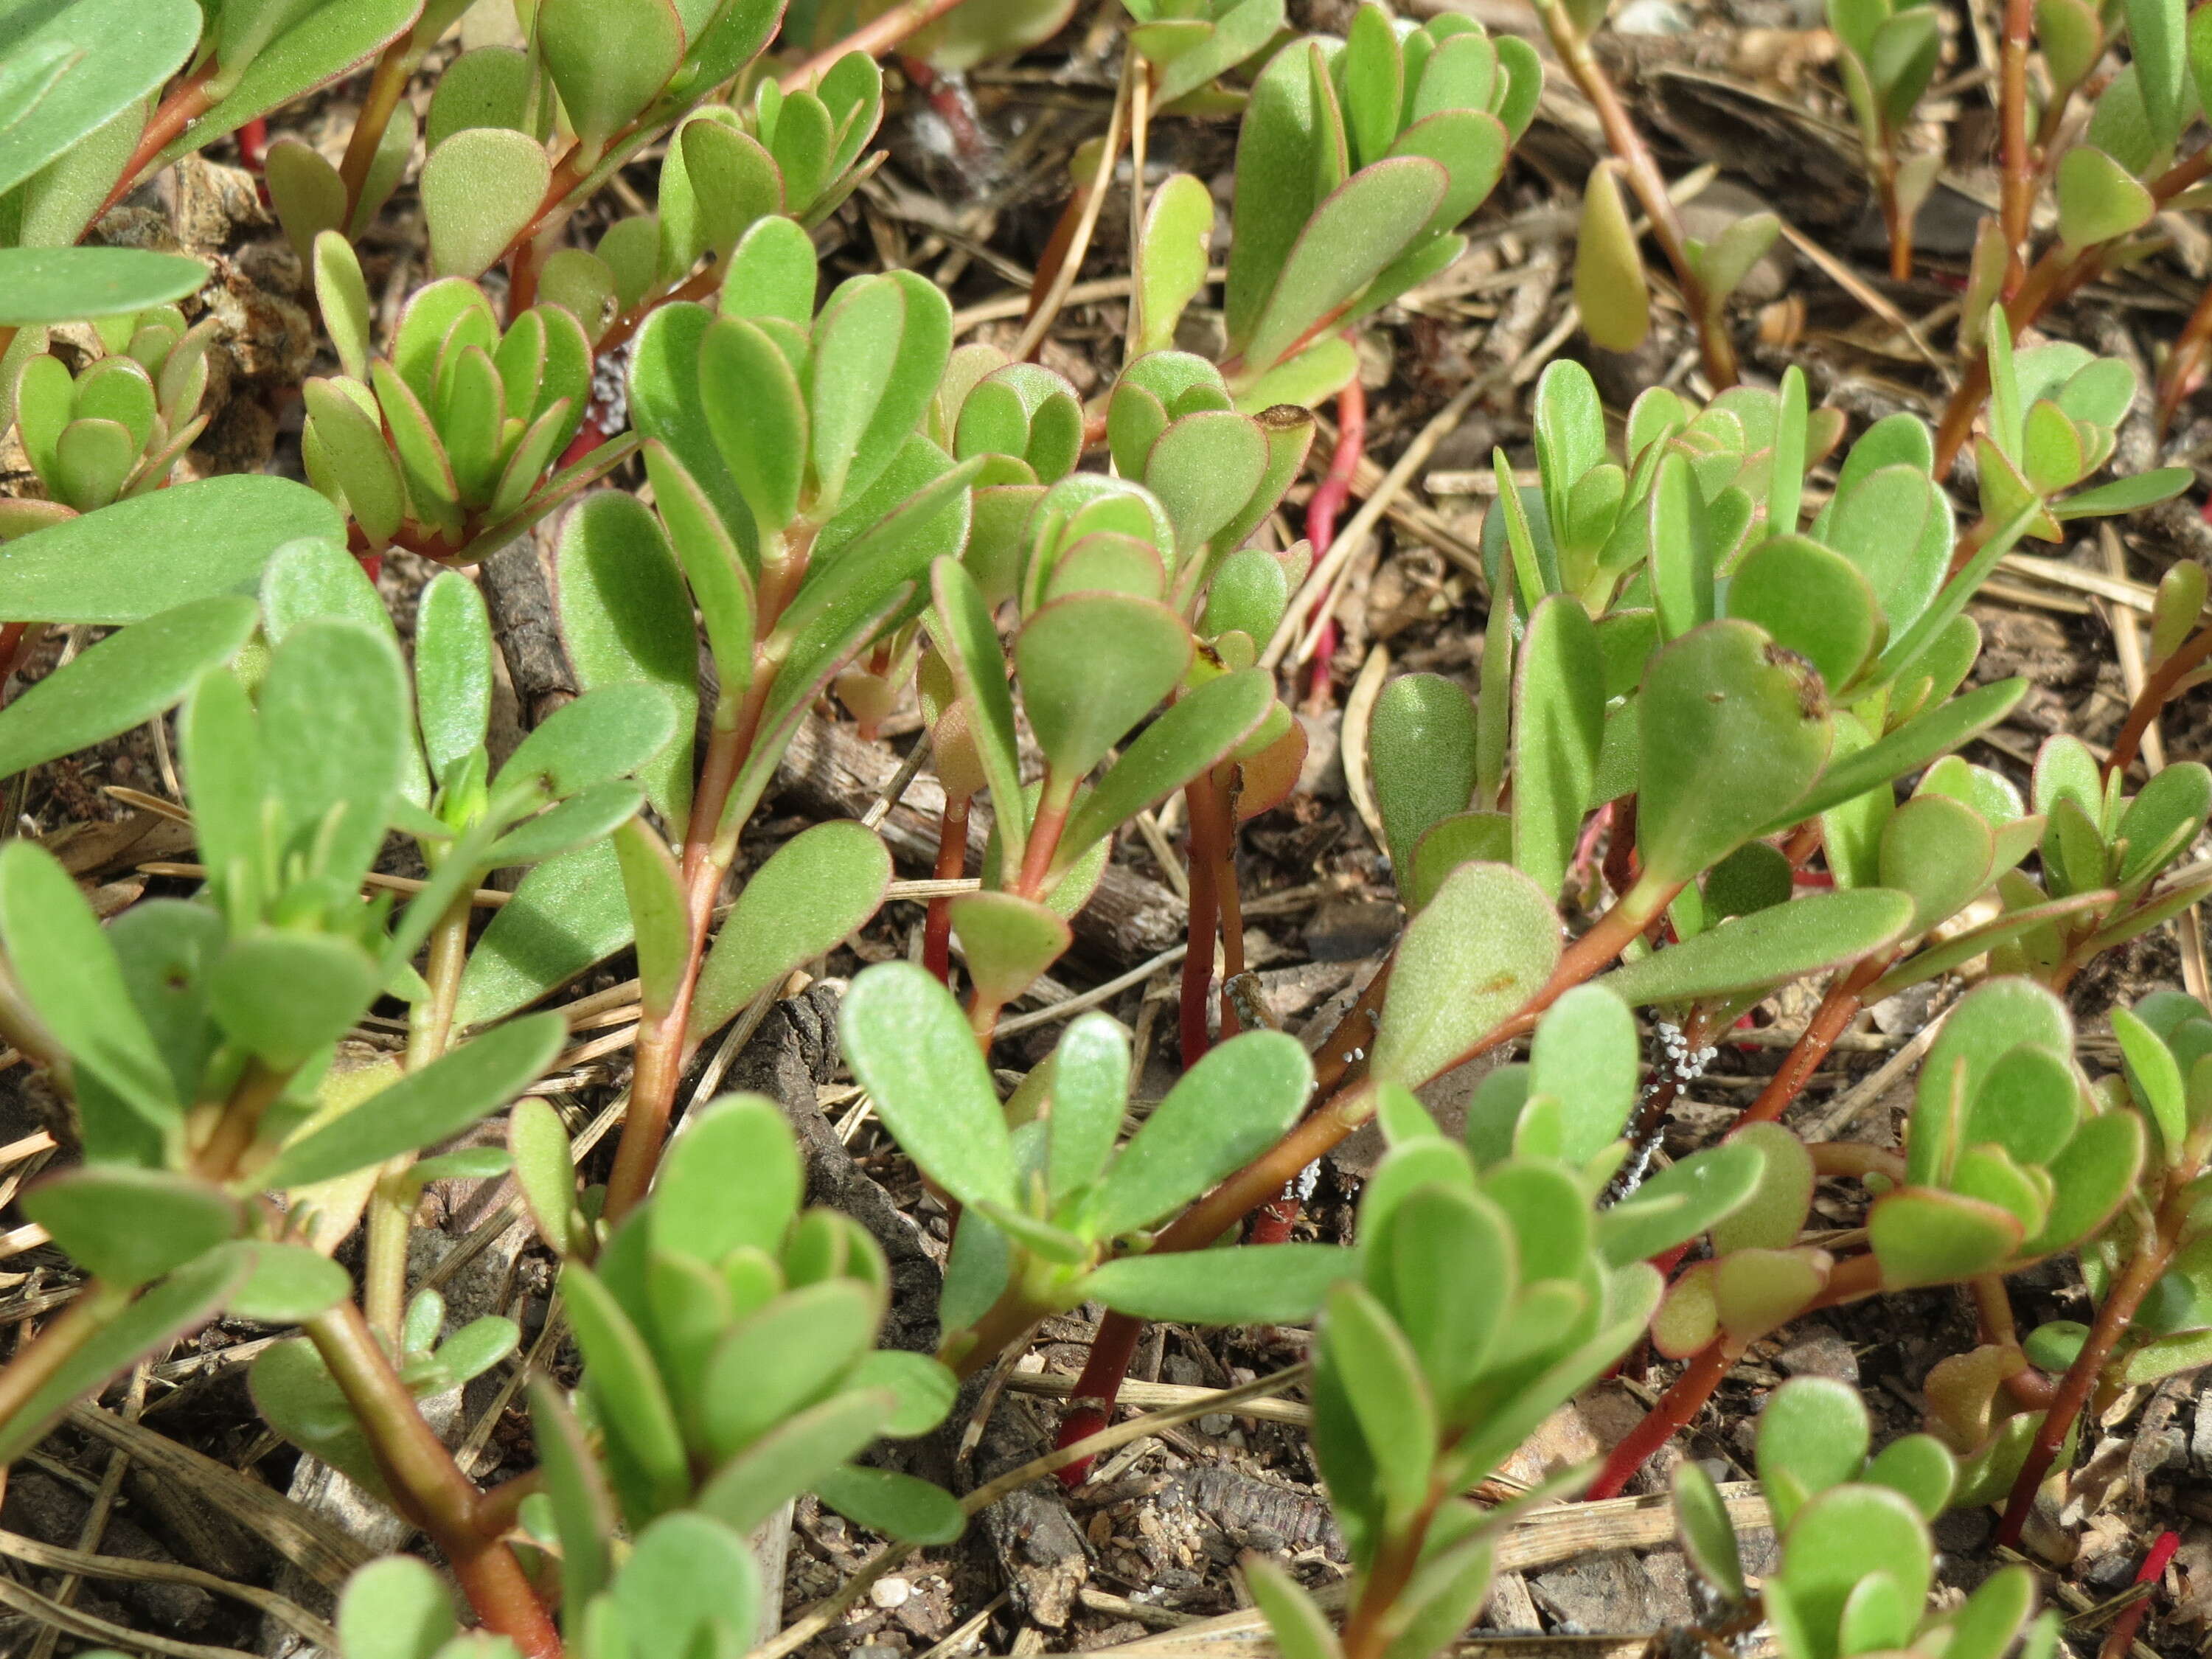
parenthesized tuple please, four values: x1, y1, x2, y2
(366, 890, 474, 1343)
(305, 1302, 561, 1656)
(604, 530, 813, 1223)
(0, 1281, 132, 1447)
(337, 35, 417, 215)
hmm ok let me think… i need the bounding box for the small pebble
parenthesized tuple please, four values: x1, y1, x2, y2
(1199, 1413, 1234, 1436)
(870, 1578, 913, 1610)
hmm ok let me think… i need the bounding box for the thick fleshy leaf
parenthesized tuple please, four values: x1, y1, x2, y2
(1017, 593, 1192, 784)
(691, 823, 891, 1039)
(453, 839, 634, 1024)
(695, 1388, 897, 1535)
(1599, 888, 1913, 1006)
(1512, 594, 1604, 896)
(261, 1015, 566, 1189)
(1637, 621, 1832, 887)
(0, 1248, 243, 1465)
(1870, 1188, 2023, 1287)
(1726, 535, 1878, 692)
(1761, 678, 2027, 832)
(1756, 1376, 1868, 1528)
(555, 490, 698, 822)
(24, 1168, 238, 1287)
(841, 961, 1015, 1207)
(950, 891, 1070, 1009)
(653, 1094, 804, 1265)
(1368, 672, 1478, 877)
(1242, 157, 1447, 374)
(1056, 668, 1275, 869)
(537, 0, 686, 152)
(2056, 144, 2155, 250)
(420, 128, 552, 281)
(1093, 1031, 1312, 1237)
(1371, 862, 1560, 1088)
(1091, 1244, 1357, 1322)
(0, 595, 254, 781)
(0, 246, 206, 325)
(0, 476, 342, 624)
(1574, 159, 1649, 352)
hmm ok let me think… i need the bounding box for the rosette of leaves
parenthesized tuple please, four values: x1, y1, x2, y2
(1243, 993, 1761, 1659)
(521, 1093, 963, 1557)
(1975, 731, 2212, 984)
(537, 55, 883, 342)
(924, 490, 1281, 1015)
(1673, 1379, 2057, 1659)
(0, 554, 672, 1470)
(1218, 5, 1539, 405)
(4, 302, 220, 523)
(1972, 313, 2192, 540)
(2020, 989, 2212, 1408)
(1826, 0, 1944, 277)
(1103, 352, 1318, 608)
(1871, 980, 2143, 1292)
(1123, 0, 1289, 109)
(299, 235, 625, 560)
(841, 964, 1357, 1374)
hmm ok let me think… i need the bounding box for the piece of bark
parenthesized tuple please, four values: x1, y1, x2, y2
(968, 1388, 1091, 1628)
(477, 528, 577, 732)
(774, 714, 1184, 960)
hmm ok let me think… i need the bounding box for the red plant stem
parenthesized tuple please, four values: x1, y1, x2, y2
(1935, 142, 2212, 475)
(237, 118, 268, 173)
(1051, 1311, 1145, 1485)
(1530, 9, 1733, 386)
(1154, 888, 1672, 1259)
(603, 539, 810, 1222)
(2099, 1531, 2180, 1659)
(306, 1303, 560, 1655)
(2155, 279, 2212, 432)
(1304, 375, 1366, 707)
(1735, 952, 1893, 1126)
(1180, 770, 1237, 1067)
(1586, 1338, 1739, 1500)
(779, 0, 974, 91)
(922, 795, 970, 984)
(1998, 0, 2034, 289)
(95, 64, 220, 223)
(1012, 788, 1071, 902)
(1996, 1178, 2191, 1548)
(338, 35, 417, 213)
(2107, 625, 2212, 782)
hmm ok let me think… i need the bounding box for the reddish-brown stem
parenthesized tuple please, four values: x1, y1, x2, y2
(1970, 1276, 2060, 1408)
(1995, 1180, 2190, 1548)
(2155, 278, 2212, 432)
(1303, 375, 1366, 707)
(1531, 10, 1733, 386)
(2107, 625, 2212, 782)
(1935, 142, 2212, 476)
(472, 1470, 544, 1537)
(1012, 788, 1071, 902)
(1180, 771, 1234, 1067)
(307, 1304, 560, 1655)
(338, 35, 416, 214)
(1051, 1311, 1145, 1485)
(2098, 1531, 2180, 1659)
(1339, 1486, 1447, 1659)
(95, 65, 219, 223)
(778, 0, 973, 91)
(1998, 0, 2035, 289)
(923, 795, 971, 984)
(1880, 153, 1914, 283)
(605, 540, 809, 1222)
(1585, 1337, 1740, 1500)
(1735, 952, 1892, 1126)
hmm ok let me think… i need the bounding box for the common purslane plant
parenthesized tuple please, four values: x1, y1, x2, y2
(0, 1, 2203, 1657)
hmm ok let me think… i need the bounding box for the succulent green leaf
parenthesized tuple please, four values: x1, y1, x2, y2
(841, 961, 1015, 1208)
(1371, 862, 1560, 1089)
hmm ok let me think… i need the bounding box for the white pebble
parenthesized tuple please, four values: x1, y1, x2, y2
(870, 1578, 913, 1610)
